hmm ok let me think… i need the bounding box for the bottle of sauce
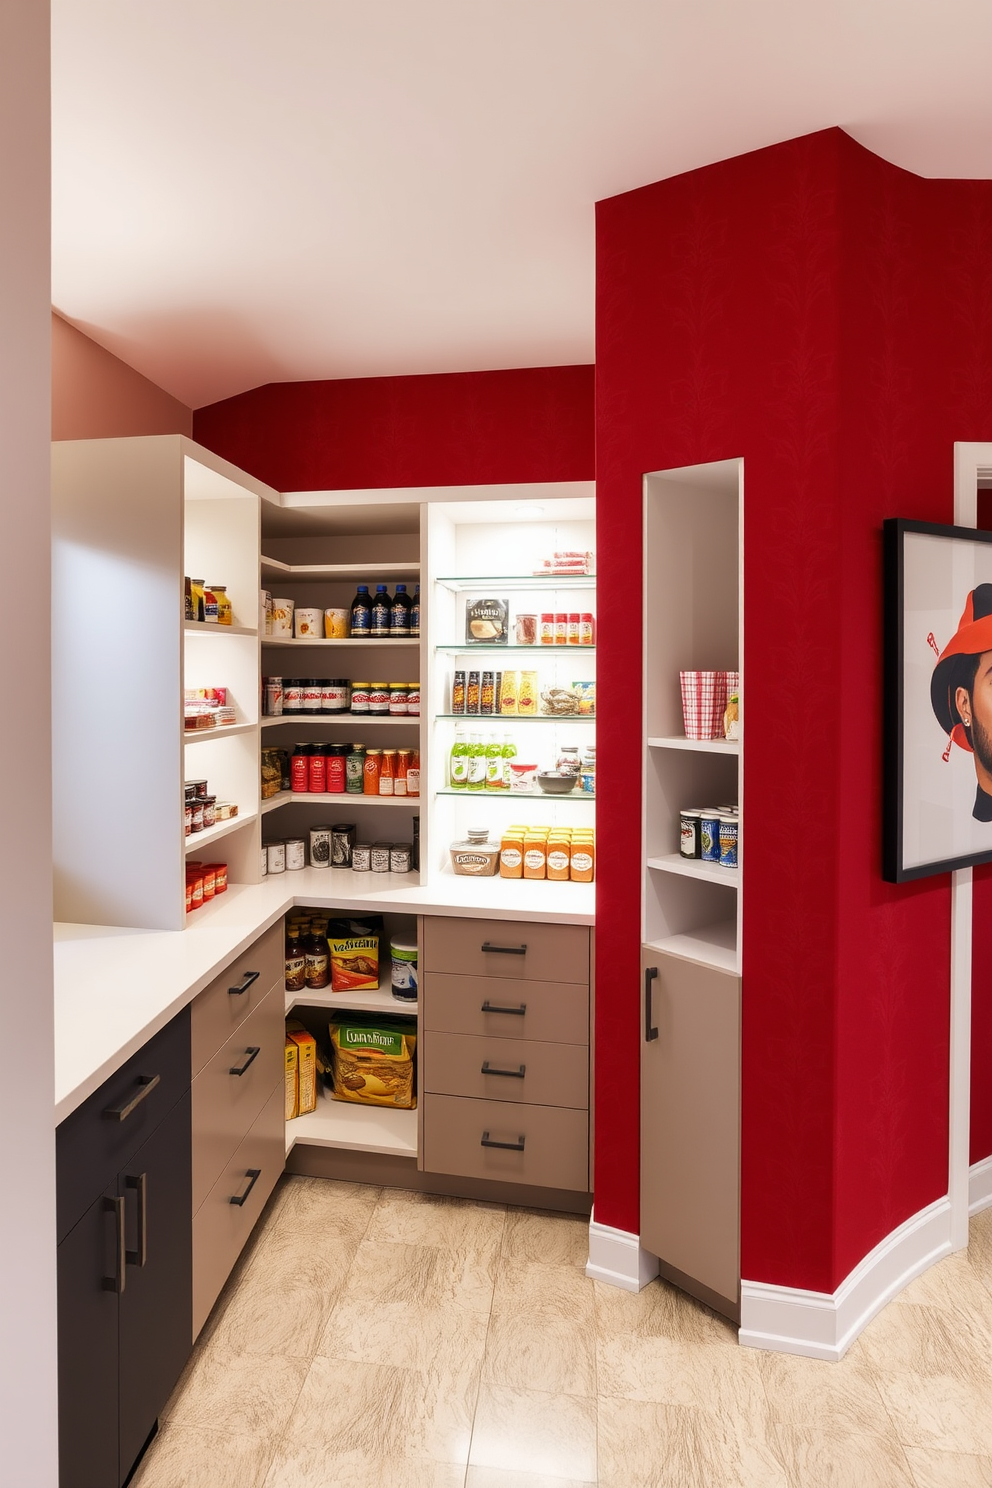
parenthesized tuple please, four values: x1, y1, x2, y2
(325, 744, 347, 793)
(485, 734, 504, 790)
(467, 733, 487, 791)
(501, 733, 518, 788)
(394, 749, 410, 797)
(305, 919, 331, 989)
(410, 584, 421, 638)
(308, 747, 326, 794)
(363, 748, 383, 795)
(449, 731, 469, 789)
(285, 924, 307, 992)
(350, 585, 372, 637)
(371, 585, 392, 637)
(346, 744, 366, 793)
(211, 585, 233, 626)
(379, 749, 396, 796)
(291, 743, 310, 794)
(408, 750, 420, 797)
(390, 584, 411, 636)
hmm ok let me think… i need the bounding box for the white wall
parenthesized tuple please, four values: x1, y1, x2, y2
(0, 3, 57, 1482)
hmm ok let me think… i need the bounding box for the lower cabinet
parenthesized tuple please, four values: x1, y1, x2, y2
(57, 1013, 192, 1488)
(639, 947, 741, 1320)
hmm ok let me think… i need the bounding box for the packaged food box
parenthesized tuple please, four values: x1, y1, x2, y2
(571, 681, 596, 715)
(327, 926, 380, 991)
(284, 1038, 299, 1120)
(329, 1014, 417, 1109)
(465, 597, 509, 644)
(286, 1021, 317, 1114)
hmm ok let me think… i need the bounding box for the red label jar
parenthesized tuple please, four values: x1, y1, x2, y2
(291, 743, 310, 794)
(324, 745, 347, 793)
(308, 748, 327, 793)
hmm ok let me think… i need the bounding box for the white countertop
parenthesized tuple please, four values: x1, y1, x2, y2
(55, 867, 594, 1124)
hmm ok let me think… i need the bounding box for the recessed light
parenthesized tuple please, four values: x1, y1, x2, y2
(515, 503, 545, 516)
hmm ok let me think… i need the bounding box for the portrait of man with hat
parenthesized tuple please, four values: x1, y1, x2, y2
(931, 582, 992, 822)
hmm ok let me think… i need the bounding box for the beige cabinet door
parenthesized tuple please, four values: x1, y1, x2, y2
(640, 947, 740, 1318)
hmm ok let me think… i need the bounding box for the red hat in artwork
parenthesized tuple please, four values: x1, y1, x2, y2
(931, 583, 992, 752)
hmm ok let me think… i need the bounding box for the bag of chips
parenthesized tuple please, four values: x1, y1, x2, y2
(328, 1015, 417, 1109)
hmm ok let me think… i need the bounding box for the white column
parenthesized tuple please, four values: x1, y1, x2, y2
(0, 2, 57, 1481)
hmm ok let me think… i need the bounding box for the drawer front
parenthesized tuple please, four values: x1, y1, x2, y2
(191, 985, 285, 1212)
(424, 971, 589, 1045)
(191, 921, 283, 1074)
(425, 1032, 588, 1110)
(423, 1093, 589, 1192)
(57, 1007, 190, 1244)
(192, 1079, 284, 1338)
(422, 916, 590, 985)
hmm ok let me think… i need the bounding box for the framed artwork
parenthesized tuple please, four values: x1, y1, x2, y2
(884, 518, 992, 882)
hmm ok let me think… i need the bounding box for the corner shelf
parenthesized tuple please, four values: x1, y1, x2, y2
(435, 644, 596, 654)
(286, 1089, 417, 1158)
(185, 812, 258, 854)
(648, 735, 738, 754)
(262, 637, 419, 648)
(184, 620, 258, 637)
(261, 790, 421, 815)
(287, 978, 417, 1017)
(644, 920, 739, 975)
(261, 714, 420, 729)
(183, 721, 257, 743)
(646, 853, 738, 887)
(436, 713, 595, 723)
(435, 574, 596, 592)
(436, 788, 595, 801)
(261, 557, 420, 583)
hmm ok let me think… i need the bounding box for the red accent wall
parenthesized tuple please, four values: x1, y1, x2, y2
(595, 128, 992, 1291)
(193, 365, 594, 491)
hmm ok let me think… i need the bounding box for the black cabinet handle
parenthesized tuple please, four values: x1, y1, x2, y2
(103, 1073, 160, 1122)
(125, 1172, 148, 1268)
(229, 1046, 261, 1077)
(481, 1061, 526, 1079)
(229, 970, 260, 997)
(480, 999, 527, 1016)
(481, 1131, 526, 1152)
(644, 965, 659, 1043)
(230, 1168, 262, 1207)
(104, 1195, 126, 1294)
(481, 941, 527, 955)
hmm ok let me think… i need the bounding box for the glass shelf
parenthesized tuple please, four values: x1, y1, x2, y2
(434, 644, 596, 653)
(436, 788, 595, 802)
(435, 575, 596, 593)
(436, 713, 596, 723)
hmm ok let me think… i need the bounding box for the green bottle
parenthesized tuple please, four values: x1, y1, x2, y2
(485, 733, 504, 790)
(501, 732, 518, 789)
(449, 729, 469, 789)
(467, 732, 487, 791)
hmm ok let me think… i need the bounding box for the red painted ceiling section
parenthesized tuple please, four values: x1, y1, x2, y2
(595, 127, 992, 1292)
(193, 365, 595, 491)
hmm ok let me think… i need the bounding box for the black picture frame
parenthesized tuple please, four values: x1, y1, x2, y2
(884, 517, 992, 882)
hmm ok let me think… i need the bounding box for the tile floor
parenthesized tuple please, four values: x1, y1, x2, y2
(133, 1178, 992, 1488)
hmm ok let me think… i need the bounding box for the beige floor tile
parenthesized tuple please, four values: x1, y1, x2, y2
(162, 1347, 308, 1437)
(593, 1275, 738, 1349)
(130, 1422, 277, 1488)
(501, 1208, 590, 1270)
(483, 1308, 597, 1397)
(854, 1298, 992, 1381)
(759, 1347, 897, 1437)
(967, 1210, 992, 1281)
(466, 1469, 593, 1488)
(597, 1331, 767, 1432)
(368, 1188, 506, 1254)
(340, 1236, 499, 1314)
(318, 1294, 489, 1372)
(891, 1251, 992, 1322)
(597, 1395, 789, 1488)
(260, 1174, 381, 1246)
(284, 1353, 478, 1467)
(903, 1446, 992, 1486)
(493, 1259, 595, 1324)
(872, 1367, 992, 1453)
(770, 1424, 916, 1487)
(263, 1441, 467, 1488)
(469, 1384, 597, 1481)
(206, 1235, 357, 1357)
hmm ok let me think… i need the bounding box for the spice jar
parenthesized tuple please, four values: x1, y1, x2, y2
(390, 843, 412, 874)
(350, 682, 370, 714)
(369, 682, 390, 716)
(371, 842, 392, 873)
(201, 795, 217, 828)
(332, 823, 356, 867)
(388, 683, 408, 715)
(351, 842, 371, 872)
(190, 799, 205, 833)
(540, 613, 555, 645)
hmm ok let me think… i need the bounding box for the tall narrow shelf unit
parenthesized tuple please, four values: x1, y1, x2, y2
(52, 436, 272, 931)
(640, 457, 743, 1323)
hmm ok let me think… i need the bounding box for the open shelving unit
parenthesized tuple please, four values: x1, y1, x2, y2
(286, 1094, 418, 1159)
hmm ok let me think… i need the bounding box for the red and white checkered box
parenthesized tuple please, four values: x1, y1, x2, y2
(680, 670, 729, 740)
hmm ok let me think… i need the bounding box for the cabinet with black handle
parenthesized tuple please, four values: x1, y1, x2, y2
(56, 1009, 192, 1488)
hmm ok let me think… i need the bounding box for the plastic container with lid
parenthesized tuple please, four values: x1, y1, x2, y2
(391, 938, 418, 1000)
(450, 828, 500, 876)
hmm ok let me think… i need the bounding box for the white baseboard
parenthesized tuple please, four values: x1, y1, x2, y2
(585, 1213, 659, 1292)
(739, 1196, 952, 1361)
(970, 1155, 992, 1215)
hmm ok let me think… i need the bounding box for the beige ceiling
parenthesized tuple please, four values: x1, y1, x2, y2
(52, 0, 992, 408)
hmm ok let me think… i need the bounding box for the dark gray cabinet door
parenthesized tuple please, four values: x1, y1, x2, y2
(118, 1090, 192, 1483)
(57, 1190, 121, 1488)
(639, 947, 741, 1317)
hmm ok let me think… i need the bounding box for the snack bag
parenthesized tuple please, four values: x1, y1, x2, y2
(328, 931, 379, 992)
(329, 1015, 417, 1109)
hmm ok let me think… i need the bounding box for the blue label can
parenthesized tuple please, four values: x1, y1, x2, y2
(699, 810, 721, 862)
(719, 814, 739, 869)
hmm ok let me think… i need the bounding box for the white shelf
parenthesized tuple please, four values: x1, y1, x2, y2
(436, 713, 595, 723)
(287, 977, 417, 1016)
(436, 788, 595, 802)
(184, 812, 258, 854)
(435, 644, 596, 654)
(646, 853, 739, 887)
(262, 636, 419, 648)
(261, 790, 421, 815)
(261, 713, 420, 729)
(286, 1088, 418, 1158)
(261, 557, 420, 582)
(184, 620, 257, 637)
(435, 574, 596, 592)
(183, 721, 257, 743)
(647, 735, 738, 754)
(645, 920, 738, 974)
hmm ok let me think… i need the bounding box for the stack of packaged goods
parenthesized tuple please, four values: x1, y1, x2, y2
(498, 825, 595, 883)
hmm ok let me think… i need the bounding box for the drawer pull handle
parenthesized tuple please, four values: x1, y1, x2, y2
(230, 1046, 261, 1077)
(481, 1061, 526, 1079)
(104, 1195, 126, 1294)
(230, 1168, 262, 1207)
(644, 965, 659, 1043)
(481, 941, 527, 955)
(125, 1172, 148, 1268)
(480, 1000, 527, 1016)
(103, 1073, 161, 1122)
(229, 970, 260, 997)
(481, 1131, 526, 1152)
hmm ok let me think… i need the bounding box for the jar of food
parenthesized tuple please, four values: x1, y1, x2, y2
(201, 795, 217, 828)
(394, 749, 410, 797)
(540, 613, 555, 645)
(451, 672, 466, 713)
(307, 747, 326, 794)
(407, 751, 420, 797)
(371, 842, 392, 873)
(719, 815, 739, 869)
(188, 779, 208, 799)
(325, 744, 347, 793)
(369, 682, 390, 716)
(266, 841, 286, 874)
(450, 828, 500, 877)
(331, 823, 356, 867)
(187, 870, 204, 911)
(363, 748, 382, 794)
(350, 682, 370, 714)
(389, 843, 412, 874)
(199, 865, 217, 900)
(190, 579, 205, 622)
(351, 842, 372, 872)
(556, 746, 581, 777)
(346, 745, 366, 793)
(567, 613, 581, 645)
(523, 836, 547, 880)
(699, 809, 721, 863)
(284, 680, 304, 715)
(406, 682, 420, 716)
(190, 799, 204, 832)
(291, 744, 310, 794)
(680, 809, 702, 859)
(580, 613, 595, 646)
(379, 749, 396, 796)
(499, 828, 524, 879)
(321, 678, 349, 713)
(390, 937, 418, 999)
(285, 838, 306, 870)
(508, 761, 538, 793)
(388, 683, 408, 715)
(211, 585, 233, 625)
(309, 825, 332, 868)
(184, 802, 192, 836)
(515, 614, 537, 645)
(302, 679, 323, 715)
(554, 612, 568, 645)
(263, 677, 284, 716)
